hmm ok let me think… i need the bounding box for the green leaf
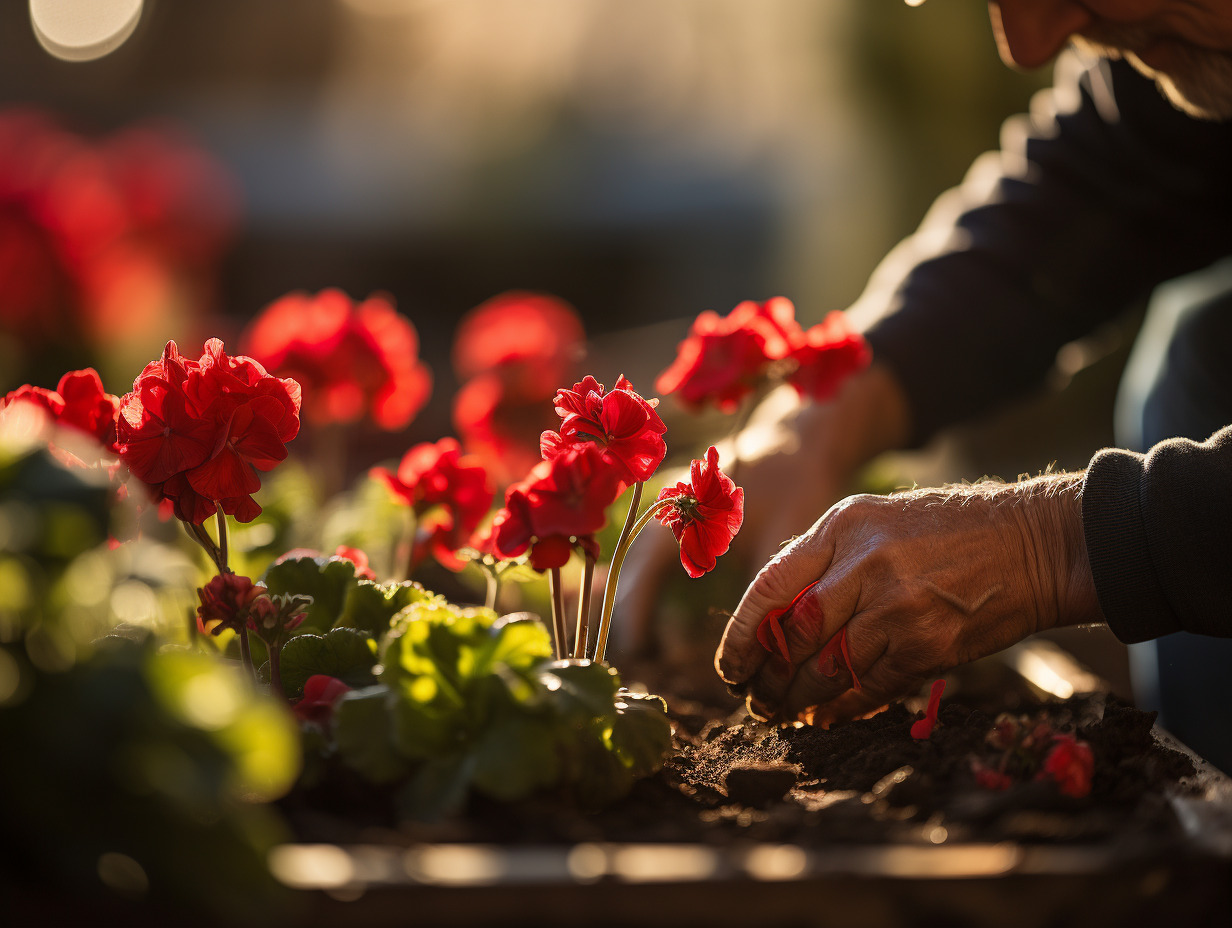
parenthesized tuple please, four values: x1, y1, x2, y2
(337, 580, 435, 636)
(469, 711, 560, 801)
(333, 686, 409, 783)
(610, 691, 672, 778)
(260, 556, 358, 633)
(391, 689, 459, 759)
(396, 754, 476, 823)
(538, 659, 621, 723)
(277, 628, 378, 698)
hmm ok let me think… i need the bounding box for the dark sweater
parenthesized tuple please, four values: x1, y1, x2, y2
(859, 52, 1232, 641)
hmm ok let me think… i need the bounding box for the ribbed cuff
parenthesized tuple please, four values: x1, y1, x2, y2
(1082, 447, 1181, 643)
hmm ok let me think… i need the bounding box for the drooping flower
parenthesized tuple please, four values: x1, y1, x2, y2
(196, 572, 268, 636)
(655, 297, 803, 413)
(451, 292, 585, 485)
(1038, 734, 1095, 798)
(654, 445, 744, 578)
(540, 375, 667, 485)
(784, 311, 871, 403)
(115, 338, 301, 524)
(241, 289, 431, 430)
(490, 444, 622, 571)
(293, 675, 353, 729)
(373, 438, 494, 571)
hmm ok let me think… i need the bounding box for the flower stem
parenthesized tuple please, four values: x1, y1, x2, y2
(593, 489, 673, 663)
(484, 567, 499, 612)
(548, 566, 568, 660)
(183, 521, 224, 573)
(238, 627, 255, 682)
(215, 505, 229, 572)
(269, 641, 284, 698)
(573, 553, 595, 659)
(400, 509, 418, 582)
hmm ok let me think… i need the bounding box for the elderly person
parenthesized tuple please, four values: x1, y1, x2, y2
(711, 1, 1232, 770)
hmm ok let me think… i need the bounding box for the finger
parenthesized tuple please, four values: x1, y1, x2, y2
(778, 619, 890, 721)
(714, 529, 835, 685)
(807, 650, 932, 728)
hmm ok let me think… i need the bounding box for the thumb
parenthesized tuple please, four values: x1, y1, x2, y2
(714, 528, 836, 684)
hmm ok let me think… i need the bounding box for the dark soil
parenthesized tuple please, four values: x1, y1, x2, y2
(286, 679, 1201, 851)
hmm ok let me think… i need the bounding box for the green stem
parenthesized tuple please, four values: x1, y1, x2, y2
(400, 509, 419, 583)
(239, 627, 255, 682)
(183, 521, 223, 573)
(485, 567, 499, 612)
(593, 488, 674, 663)
(573, 554, 595, 659)
(215, 506, 229, 573)
(724, 389, 761, 487)
(549, 567, 568, 660)
(269, 640, 284, 698)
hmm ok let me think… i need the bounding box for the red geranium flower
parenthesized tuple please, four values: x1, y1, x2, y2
(490, 444, 622, 571)
(2, 367, 119, 455)
(332, 545, 377, 580)
(115, 338, 301, 524)
(1038, 734, 1094, 799)
(540, 375, 667, 485)
(196, 572, 267, 636)
(451, 292, 585, 486)
(241, 289, 430, 430)
(452, 291, 584, 382)
(656, 297, 803, 413)
(293, 675, 353, 729)
(654, 445, 744, 578)
(784, 311, 871, 403)
(373, 437, 494, 571)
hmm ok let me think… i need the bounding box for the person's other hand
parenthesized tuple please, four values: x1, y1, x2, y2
(714, 473, 1103, 724)
(612, 364, 910, 657)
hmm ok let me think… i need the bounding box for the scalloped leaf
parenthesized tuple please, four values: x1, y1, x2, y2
(333, 686, 409, 784)
(277, 628, 378, 698)
(260, 556, 357, 633)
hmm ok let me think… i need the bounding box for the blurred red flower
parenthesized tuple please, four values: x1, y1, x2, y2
(294, 675, 353, 729)
(2, 367, 119, 453)
(654, 445, 744, 578)
(540, 375, 666, 485)
(241, 289, 431, 430)
(656, 297, 802, 413)
(1038, 734, 1094, 798)
(116, 339, 301, 524)
(332, 545, 377, 581)
(490, 444, 621, 571)
(785, 311, 871, 402)
(451, 292, 585, 486)
(0, 109, 238, 354)
(373, 437, 494, 571)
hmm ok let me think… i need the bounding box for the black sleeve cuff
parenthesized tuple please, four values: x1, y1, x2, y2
(1082, 447, 1181, 643)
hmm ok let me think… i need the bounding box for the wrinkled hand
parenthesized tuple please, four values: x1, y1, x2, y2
(714, 474, 1103, 725)
(612, 366, 911, 655)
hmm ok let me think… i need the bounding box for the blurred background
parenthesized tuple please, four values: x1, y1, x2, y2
(1, 0, 1133, 689)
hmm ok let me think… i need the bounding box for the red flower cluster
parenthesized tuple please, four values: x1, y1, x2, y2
(541, 375, 667, 485)
(196, 572, 268, 636)
(451, 292, 585, 485)
(115, 339, 301, 524)
(654, 445, 744, 578)
(490, 444, 622, 571)
(2, 368, 120, 460)
(241, 289, 431, 430)
(373, 438, 494, 571)
(655, 297, 870, 412)
(970, 713, 1095, 799)
(0, 109, 237, 351)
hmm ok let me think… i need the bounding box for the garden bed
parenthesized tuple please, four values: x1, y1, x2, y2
(270, 645, 1232, 928)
